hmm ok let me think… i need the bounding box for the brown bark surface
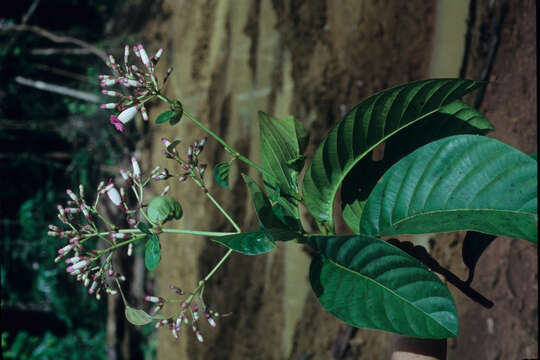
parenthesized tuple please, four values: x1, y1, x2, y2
(131, 1, 536, 359)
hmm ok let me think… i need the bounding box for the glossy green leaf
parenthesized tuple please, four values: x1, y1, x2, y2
(341, 99, 493, 232)
(125, 306, 153, 326)
(242, 174, 285, 229)
(461, 231, 496, 284)
(212, 228, 296, 255)
(308, 235, 457, 338)
(156, 110, 173, 124)
(302, 79, 484, 231)
(214, 162, 231, 189)
(145, 234, 161, 271)
(360, 135, 538, 243)
(147, 195, 183, 225)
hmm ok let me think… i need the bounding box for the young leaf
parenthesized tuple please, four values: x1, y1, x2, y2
(212, 230, 277, 255)
(360, 135, 538, 243)
(341, 99, 493, 232)
(308, 235, 457, 338)
(214, 162, 231, 189)
(242, 173, 286, 229)
(167, 140, 181, 153)
(145, 234, 161, 271)
(125, 306, 153, 326)
(212, 228, 296, 255)
(169, 110, 183, 125)
(258, 111, 308, 195)
(156, 110, 173, 124)
(302, 79, 484, 232)
(137, 222, 152, 235)
(147, 195, 183, 225)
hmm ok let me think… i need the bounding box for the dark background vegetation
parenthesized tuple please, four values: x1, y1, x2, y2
(0, 1, 152, 358)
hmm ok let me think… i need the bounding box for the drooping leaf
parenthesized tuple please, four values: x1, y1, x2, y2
(242, 174, 286, 229)
(258, 111, 307, 231)
(360, 135, 538, 243)
(341, 99, 493, 231)
(308, 235, 457, 338)
(259, 111, 309, 195)
(302, 79, 484, 231)
(214, 162, 231, 189)
(461, 231, 497, 284)
(156, 110, 173, 124)
(145, 234, 161, 271)
(212, 228, 296, 255)
(147, 196, 183, 225)
(125, 306, 153, 326)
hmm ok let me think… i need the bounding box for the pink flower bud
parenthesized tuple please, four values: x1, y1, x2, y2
(80, 205, 90, 218)
(100, 103, 118, 109)
(47, 231, 59, 237)
(144, 296, 162, 303)
(131, 156, 141, 179)
(57, 205, 65, 216)
(110, 105, 138, 132)
(140, 106, 148, 121)
(120, 78, 140, 88)
(100, 78, 117, 87)
(101, 90, 121, 97)
(137, 44, 150, 69)
(172, 327, 179, 339)
(160, 185, 170, 196)
(127, 243, 133, 256)
(205, 313, 217, 328)
(106, 183, 122, 207)
(112, 233, 129, 239)
(88, 281, 98, 294)
(124, 44, 129, 65)
(64, 207, 80, 214)
(58, 244, 73, 255)
(66, 189, 78, 202)
(195, 331, 204, 343)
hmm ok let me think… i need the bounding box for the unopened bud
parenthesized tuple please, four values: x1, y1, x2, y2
(144, 296, 162, 303)
(131, 156, 141, 179)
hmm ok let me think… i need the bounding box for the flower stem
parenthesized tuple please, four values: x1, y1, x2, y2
(204, 191, 241, 233)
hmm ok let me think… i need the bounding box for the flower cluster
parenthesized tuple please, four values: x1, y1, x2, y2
(48, 156, 157, 299)
(99, 44, 172, 132)
(158, 136, 209, 184)
(145, 284, 220, 342)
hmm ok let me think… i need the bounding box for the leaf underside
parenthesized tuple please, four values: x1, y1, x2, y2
(302, 79, 484, 231)
(308, 235, 458, 338)
(360, 135, 538, 243)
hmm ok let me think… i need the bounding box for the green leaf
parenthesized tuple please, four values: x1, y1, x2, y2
(461, 231, 496, 284)
(145, 234, 161, 271)
(341, 99, 493, 232)
(214, 162, 231, 189)
(125, 306, 153, 325)
(212, 228, 296, 255)
(531, 152, 537, 160)
(169, 100, 184, 125)
(302, 79, 484, 231)
(258, 112, 306, 231)
(147, 196, 183, 225)
(308, 235, 457, 338)
(156, 110, 173, 124)
(242, 174, 286, 229)
(360, 135, 538, 243)
(137, 222, 152, 235)
(258, 111, 308, 195)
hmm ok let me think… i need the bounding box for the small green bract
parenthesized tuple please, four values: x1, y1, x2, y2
(147, 195, 183, 224)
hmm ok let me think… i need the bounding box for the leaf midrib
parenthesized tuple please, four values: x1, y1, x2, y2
(324, 255, 455, 334)
(322, 106, 443, 227)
